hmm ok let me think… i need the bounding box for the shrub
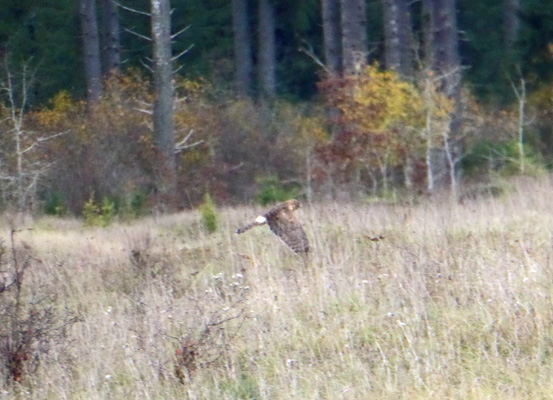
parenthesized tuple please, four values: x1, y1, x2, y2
(82, 194, 116, 227)
(129, 190, 147, 217)
(463, 138, 546, 178)
(43, 191, 66, 216)
(199, 193, 218, 233)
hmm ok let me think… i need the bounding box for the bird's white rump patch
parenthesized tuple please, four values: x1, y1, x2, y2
(255, 215, 267, 224)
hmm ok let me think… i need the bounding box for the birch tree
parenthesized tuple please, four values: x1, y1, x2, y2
(0, 64, 66, 212)
(510, 74, 527, 173)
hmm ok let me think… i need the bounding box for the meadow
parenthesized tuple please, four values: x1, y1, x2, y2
(2, 177, 553, 399)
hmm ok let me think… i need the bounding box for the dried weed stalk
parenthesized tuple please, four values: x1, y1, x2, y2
(0, 229, 81, 385)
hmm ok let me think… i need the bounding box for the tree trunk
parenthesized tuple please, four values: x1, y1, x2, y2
(427, 0, 462, 192)
(383, 0, 413, 77)
(100, 0, 121, 75)
(321, 0, 343, 138)
(429, 0, 461, 98)
(80, 0, 103, 105)
(151, 0, 176, 205)
(340, 0, 367, 74)
(257, 0, 276, 97)
(503, 0, 520, 51)
(421, 0, 433, 67)
(232, 0, 253, 96)
(321, 0, 342, 75)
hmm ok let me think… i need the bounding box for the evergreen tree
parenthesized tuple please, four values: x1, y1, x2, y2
(383, 0, 413, 77)
(80, 0, 103, 105)
(231, 0, 253, 95)
(0, 1, 82, 103)
(341, 0, 367, 73)
(100, 0, 121, 75)
(151, 0, 177, 205)
(321, 0, 341, 74)
(257, 0, 276, 97)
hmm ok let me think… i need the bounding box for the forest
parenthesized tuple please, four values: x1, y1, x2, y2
(0, 0, 553, 214)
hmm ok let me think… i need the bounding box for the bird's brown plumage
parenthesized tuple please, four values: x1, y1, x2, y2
(236, 199, 309, 254)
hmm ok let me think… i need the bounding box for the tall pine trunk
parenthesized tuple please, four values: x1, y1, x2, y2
(151, 0, 176, 206)
(503, 0, 519, 55)
(383, 0, 413, 77)
(100, 0, 121, 75)
(257, 0, 276, 97)
(232, 0, 253, 96)
(422, 0, 433, 67)
(430, 0, 461, 98)
(340, 0, 367, 73)
(321, 0, 342, 74)
(80, 0, 103, 105)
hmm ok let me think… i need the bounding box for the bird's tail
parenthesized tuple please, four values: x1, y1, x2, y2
(236, 215, 267, 234)
(236, 222, 261, 234)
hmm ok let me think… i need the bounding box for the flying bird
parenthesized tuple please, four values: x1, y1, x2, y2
(236, 199, 309, 254)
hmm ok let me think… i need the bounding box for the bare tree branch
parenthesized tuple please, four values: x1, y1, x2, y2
(171, 44, 194, 62)
(21, 131, 70, 155)
(134, 107, 153, 115)
(139, 58, 153, 73)
(171, 24, 191, 40)
(114, 1, 150, 16)
(298, 39, 331, 75)
(124, 27, 152, 41)
(174, 130, 203, 153)
(172, 64, 185, 75)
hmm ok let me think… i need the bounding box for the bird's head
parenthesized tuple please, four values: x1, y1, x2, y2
(286, 199, 301, 211)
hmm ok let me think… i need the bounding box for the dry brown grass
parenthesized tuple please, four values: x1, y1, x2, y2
(3, 177, 553, 398)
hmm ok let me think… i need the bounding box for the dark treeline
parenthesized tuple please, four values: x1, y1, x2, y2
(2, 0, 552, 103)
(1, 0, 319, 103)
(0, 0, 553, 216)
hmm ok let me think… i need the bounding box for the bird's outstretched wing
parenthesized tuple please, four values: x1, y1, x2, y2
(267, 208, 309, 254)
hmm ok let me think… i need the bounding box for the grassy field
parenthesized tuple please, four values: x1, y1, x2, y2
(2, 178, 553, 399)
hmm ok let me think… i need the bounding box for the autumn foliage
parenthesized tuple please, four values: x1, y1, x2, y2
(0, 70, 329, 215)
(1, 64, 551, 215)
(317, 65, 423, 192)
(29, 73, 157, 214)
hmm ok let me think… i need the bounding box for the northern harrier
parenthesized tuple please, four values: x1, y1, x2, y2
(236, 199, 309, 254)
